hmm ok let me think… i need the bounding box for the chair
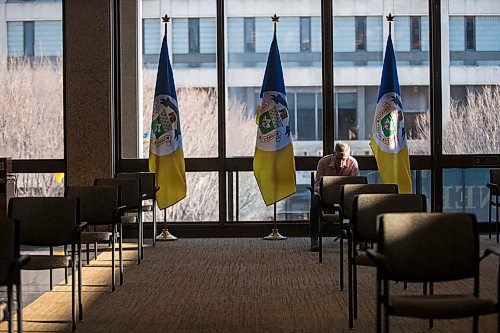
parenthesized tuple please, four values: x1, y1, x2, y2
(116, 172, 159, 246)
(347, 193, 426, 329)
(370, 212, 500, 333)
(488, 169, 500, 241)
(0, 218, 29, 333)
(316, 176, 367, 290)
(8, 197, 86, 331)
(66, 186, 125, 291)
(94, 178, 146, 264)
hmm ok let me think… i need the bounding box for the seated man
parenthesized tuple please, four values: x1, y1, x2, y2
(309, 142, 359, 251)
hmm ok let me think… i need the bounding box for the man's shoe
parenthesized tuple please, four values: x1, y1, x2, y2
(310, 236, 320, 252)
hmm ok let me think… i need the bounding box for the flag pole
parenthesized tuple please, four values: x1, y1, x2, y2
(263, 14, 286, 241)
(386, 12, 394, 36)
(156, 14, 177, 242)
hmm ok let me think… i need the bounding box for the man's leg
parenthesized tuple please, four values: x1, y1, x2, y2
(309, 194, 321, 251)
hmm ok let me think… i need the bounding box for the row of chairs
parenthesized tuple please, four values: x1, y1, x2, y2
(0, 172, 159, 332)
(314, 174, 500, 332)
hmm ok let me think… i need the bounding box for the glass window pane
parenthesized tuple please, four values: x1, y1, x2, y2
(445, 11, 500, 155)
(2, 8, 63, 160)
(163, 172, 219, 221)
(14, 173, 64, 197)
(136, 2, 218, 159)
(228, 171, 310, 222)
(334, 4, 430, 157)
(226, 0, 322, 157)
(443, 169, 490, 222)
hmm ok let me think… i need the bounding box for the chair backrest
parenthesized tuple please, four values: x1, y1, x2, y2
(116, 172, 156, 200)
(491, 170, 500, 195)
(0, 218, 18, 284)
(491, 169, 500, 184)
(378, 212, 478, 283)
(66, 186, 119, 226)
(341, 183, 398, 219)
(352, 193, 426, 242)
(320, 176, 367, 211)
(8, 197, 79, 246)
(94, 178, 140, 209)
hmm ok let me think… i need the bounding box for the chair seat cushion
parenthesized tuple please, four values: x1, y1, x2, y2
(389, 294, 497, 319)
(121, 215, 137, 223)
(81, 231, 112, 243)
(23, 255, 70, 270)
(353, 251, 376, 267)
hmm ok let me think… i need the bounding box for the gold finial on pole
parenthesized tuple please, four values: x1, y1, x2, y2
(162, 14, 170, 36)
(272, 13, 280, 35)
(386, 13, 395, 36)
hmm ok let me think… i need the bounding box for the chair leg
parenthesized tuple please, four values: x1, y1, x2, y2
(119, 223, 124, 285)
(318, 219, 322, 263)
(473, 316, 479, 333)
(140, 211, 144, 260)
(153, 201, 157, 247)
(111, 227, 116, 292)
(489, 193, 492, 239)
(16, 282, 22, 333)
(137, 212, 142, 265)
(428, 282, 434, 329)
(340, 228, 344, 291)
(64, 245, 68, 284)
(348, 236, 353, 329)
(49, 247, 53, 290)
(78, 243, 83, 322)
(71, 244, 76, 331)
(7, 284, 13, 333)
(94, 242, 98, 260)
(86, 244, 90, 265)
(353, 261, 358, 319)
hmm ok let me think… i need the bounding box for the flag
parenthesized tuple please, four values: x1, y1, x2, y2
(253, 33, 296, 206)
(369, 34, 412, 193)
(149, 34, 186, 209)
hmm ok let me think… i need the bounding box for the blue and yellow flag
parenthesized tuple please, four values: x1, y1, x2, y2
(149, 33, 186, 209)
(370, 34, 412, 193)
(253, 32, 296, 206)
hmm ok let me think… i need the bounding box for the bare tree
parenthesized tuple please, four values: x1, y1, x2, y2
(0, 57, 64, 196)
(443, 86, 500, 154)
(143, 70, 264, 221)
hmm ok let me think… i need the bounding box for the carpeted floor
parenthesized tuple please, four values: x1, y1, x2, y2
(1, 237, 499, 332)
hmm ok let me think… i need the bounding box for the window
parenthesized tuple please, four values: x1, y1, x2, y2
(23, 22, 34, 56)
(411, 16, 421, 50)
(355, 16, 366, 51)
(188, 18, 200, 53)
(300, 17, 311, 52)
(244, 18, 255, 52)
(465, 16, 475, 50)
(143, 19, 160, 55)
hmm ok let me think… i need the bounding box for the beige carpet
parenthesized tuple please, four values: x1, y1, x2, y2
(1, 237, 499, 332)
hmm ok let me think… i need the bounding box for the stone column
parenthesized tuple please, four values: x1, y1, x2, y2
(64, 1, 113, 185)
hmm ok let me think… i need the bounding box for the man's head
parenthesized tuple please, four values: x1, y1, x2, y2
(333, 142, 351, 168)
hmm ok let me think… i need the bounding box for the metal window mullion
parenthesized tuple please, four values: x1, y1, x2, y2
(321, 0, 334, 155)
(217, 0, 227, 225)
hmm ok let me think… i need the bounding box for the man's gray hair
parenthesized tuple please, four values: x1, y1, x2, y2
(334, 142, 351, 156)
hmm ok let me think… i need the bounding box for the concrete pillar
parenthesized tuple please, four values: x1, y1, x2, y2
(64, 0, 113, 185)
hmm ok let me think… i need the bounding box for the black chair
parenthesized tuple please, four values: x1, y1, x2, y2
(66, 186, 125, 291)
(0, 218, 30, 333)
(347, 193, 426, 329)
(94, 178, 146, 264)
(370, 212, 500, 333)
(324, 182, 397, 290)
(8, 197, 86, 331)
(316, 176, 367, 290)
(116, 172, 159, 246)
(488, 169, 500, 241)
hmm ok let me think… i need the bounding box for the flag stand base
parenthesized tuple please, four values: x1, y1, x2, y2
(156, 228, 178, 241)
(263, 228, 287, 240)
